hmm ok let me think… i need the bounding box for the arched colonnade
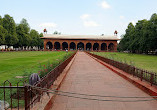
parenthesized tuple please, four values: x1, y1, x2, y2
(45, 40, 116, 51)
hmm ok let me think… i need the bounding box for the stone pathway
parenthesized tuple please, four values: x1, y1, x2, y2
(51, 52, 157, 110)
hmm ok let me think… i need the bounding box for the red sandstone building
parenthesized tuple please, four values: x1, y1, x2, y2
(41, 34, 119, 51)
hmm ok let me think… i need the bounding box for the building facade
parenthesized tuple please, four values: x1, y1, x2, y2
(41, 34, 119, 51)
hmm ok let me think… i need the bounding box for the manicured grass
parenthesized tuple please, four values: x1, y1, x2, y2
(0, 51, 73, 85)
(0, 51, 74, 108)
(91, 52, 157, 73)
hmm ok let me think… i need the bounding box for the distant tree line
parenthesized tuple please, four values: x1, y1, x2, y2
(0, 14, 43, 49)
(53, 31, 61, 35)
(119, 13, 157, 54)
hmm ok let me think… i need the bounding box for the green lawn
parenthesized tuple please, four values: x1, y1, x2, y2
(0, 51, 73, 85)
(91, 52, 157, 73)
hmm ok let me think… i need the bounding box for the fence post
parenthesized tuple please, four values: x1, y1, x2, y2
(140, 70, 143, 81)
(150, 73, 154, 86)
(24, 86, 30, 110)
(133, 67, 135, 77)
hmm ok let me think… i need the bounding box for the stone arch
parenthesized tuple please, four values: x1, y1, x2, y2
(108, 43, 114, 51)
(101, 43, 107, 51)
(62, 42, 68, 50)
(77, 42, 84, 50)
(54, 42, 60, 50)
(70, 42, 76, 50)
(86, 43, 92, 51)
(93, 43, 99, 51)
(46, 41, 53, 49)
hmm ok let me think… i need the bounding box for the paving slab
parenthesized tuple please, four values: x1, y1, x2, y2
(51, 52, 157, 110)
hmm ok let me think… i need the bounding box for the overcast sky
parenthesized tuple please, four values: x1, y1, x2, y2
(0, 0, 157, 37)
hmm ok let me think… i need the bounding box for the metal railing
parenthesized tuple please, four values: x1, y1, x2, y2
(0, 51, 76, 110)
(25, 51, 76, 109)
(26, 52, 76, 109)
(0, 80, 26, 110)
(86, 52, 157, 86)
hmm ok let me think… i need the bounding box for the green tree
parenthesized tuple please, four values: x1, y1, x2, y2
(20, 18, 30, 33)
(30, 29, 39, 47)
(119, 23, 135, 52)
(39, 33, 44, 48)
(130, 20, 147, 53)
(0, 25, 7, 45)
(148, 13, 157, 50)
(2, 14, 18, 46)
(15, 18, 31, 48)
(119, 13, 157, 53)
(16, 24, 31, 48)
(53, 31, 58, 34)
(53, 31, 61, 35)
(0, 16, 3, 25)
(138, 20, 150, 53)
(1, 14, 43, 48)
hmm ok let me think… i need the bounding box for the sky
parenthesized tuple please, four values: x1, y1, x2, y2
(0, 0, 157, 37)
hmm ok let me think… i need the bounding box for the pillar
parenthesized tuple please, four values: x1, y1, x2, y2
(84, 43, 86, 51)
(91, 43, 93, 51)
(107, 43, 109, 52)
(60, 42, 62, 50)
(99, 43, 101, 51)
(114, 43, 117, 52)
(68, 43, 70, 50)
(52, 42, 54, 50)
(44, 40, 47, 51)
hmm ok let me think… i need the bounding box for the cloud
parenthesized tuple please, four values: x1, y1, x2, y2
(101, 1, 111, 9)
(80, 14, 90, 20)
(39, 22, 57, 28)
(84, 21, 99, 27)
(120, 16, 125, 19)
(80, 14, 99, 27)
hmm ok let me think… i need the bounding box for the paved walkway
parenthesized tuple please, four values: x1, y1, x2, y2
(51, 52, 157, 110)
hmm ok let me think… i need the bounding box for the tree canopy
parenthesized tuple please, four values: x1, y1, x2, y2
(119, 13, 157, 53)
(0, 25, 7, 45)
(2, 14, 18, 46)
(0, 14, 43, 49)
(0, 16, 3, 25)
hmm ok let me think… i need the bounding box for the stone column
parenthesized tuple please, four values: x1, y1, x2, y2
(91, 43, 93, 51)
(60, 42, 62, 50)
(106, 43, 108, 52)
(99, 43, 101, 51)
(84, 43, 86, 51)
(44, 41, 47, 51)
(53, 42, 55, 50)
(114, 43, 117, 52)
(68, 43, 70, 50)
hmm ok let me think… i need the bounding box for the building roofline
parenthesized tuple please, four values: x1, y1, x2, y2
(41, 34, 120, 40)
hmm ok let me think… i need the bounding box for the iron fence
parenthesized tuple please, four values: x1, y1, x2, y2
(86, 52, 157, 86)
(0, 52, 76, 110)
(0, 80, 25, 110)
(26, 51, 76, 109)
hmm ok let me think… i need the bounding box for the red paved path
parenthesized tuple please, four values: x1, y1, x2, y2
(51, 52, 157, 110)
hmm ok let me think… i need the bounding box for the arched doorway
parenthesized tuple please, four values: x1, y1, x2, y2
(62, 42, 68, 50)
(101, 43, 107, 51)
(70, 42, 76, 50)
(108, 43, 114, 51)
(93, 43, 99, 51)
(54, 42, 60, 50)
(77, 42, 84, 50)
(86, 43, 92, 51)
(46, 42, 53, 49)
